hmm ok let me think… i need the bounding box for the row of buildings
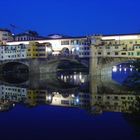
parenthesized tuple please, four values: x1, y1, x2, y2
(1, 28, 140, 60)
(0, 42, 53, 60)
(0, 29, 44, 43)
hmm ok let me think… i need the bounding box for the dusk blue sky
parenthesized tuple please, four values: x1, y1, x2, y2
(0, 0, 140, 36)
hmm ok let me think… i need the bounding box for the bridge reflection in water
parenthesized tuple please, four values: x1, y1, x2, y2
(0, 67, 140, 115)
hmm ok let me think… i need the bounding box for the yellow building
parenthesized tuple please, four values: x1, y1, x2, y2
(27, 42, 52, 59)
(27, 42, 39, 59)
(26, 90, 37, 106)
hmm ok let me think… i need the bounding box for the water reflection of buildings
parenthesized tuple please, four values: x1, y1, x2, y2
(0, 84, 91, 111)
(92, 94, 140, 114)
(0, 71, 140, 115)
(0, 85, 27, 102)
(1, 84, 140, 114)
(57, 72, 88, 85)
(26, 90, 90, 109)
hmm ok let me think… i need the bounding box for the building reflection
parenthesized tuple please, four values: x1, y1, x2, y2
(0, 71, 139, 115)
(0, 85, 91, 111)
(0, 71, 91, 111)
(91, 94, 140, 114)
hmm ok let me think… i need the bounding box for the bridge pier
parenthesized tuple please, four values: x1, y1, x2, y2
(90, 56, 113, 78)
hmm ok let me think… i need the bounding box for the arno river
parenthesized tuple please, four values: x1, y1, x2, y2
(0, 64, 140, 140)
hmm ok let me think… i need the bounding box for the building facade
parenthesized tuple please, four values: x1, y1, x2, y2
(7, 36, 91, 58)
(92, 94, 140, 114)
(0, 44, 27, 61)
(0, 29, 13, 43)
(14, 31, 44, 41)
(92, 34, 140, 58)
(0, 42, 53, 61)
(5, 33, 140, 59)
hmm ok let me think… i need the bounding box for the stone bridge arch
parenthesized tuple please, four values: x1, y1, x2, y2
(0, 60, 30, 74)
(0, 56, 87, 74)
(90, 56, 135, 76)
(0, 60, 30, 67)
(39, 57, 84, 73)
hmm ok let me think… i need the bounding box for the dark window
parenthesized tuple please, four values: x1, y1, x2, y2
(98, 96, 101, 99)
(106, 46, 110, 49)
(39, 54, 45, 56)
(61, 100, 69, 105)
(121, 97, 126, 99)
(121, 53, 126, 55)
(115, 52, 118, 55)
(137, 52, 140, 56)
(107, 96, 110, 99)
(114, 96, 118, 100)
(61, 41, 69, 45)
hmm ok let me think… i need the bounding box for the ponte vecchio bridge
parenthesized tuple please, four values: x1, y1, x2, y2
(90, 34, 140, 76)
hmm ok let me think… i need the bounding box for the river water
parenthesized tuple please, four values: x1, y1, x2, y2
(0, 65, 140, 140)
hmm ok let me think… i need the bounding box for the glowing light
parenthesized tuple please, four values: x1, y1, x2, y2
(71, 94, 75, 97)
(119, 68, 122, 72)
(46, 95, 52, 101)
(76, 47, 79, 51)
(64, 76, 67, 82)
(130, 68, 133, 72)
(112, 66, 117, 72)
(79, 74, 82, 80)
(48, 95, 52, 100)
(76, 98, 79, 103)
(124, 68, 127, 72)
(46, 47, 52, 53)
(81, 79, 85, 83)
(61, 75, 63, 80)
(74, 75, 77, 80)
(102, 35, 139, 41)
(72, 48, 75, 52)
